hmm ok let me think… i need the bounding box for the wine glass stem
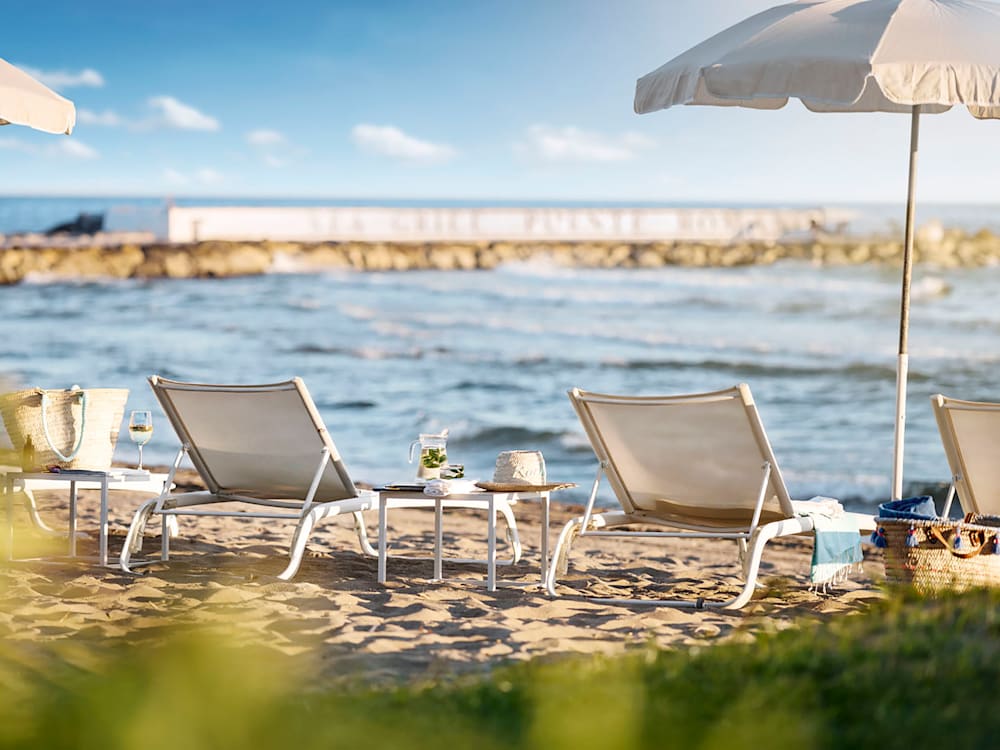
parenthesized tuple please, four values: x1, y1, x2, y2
(138, 444, 143, 471)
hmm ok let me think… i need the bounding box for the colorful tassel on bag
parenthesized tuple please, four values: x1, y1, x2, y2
(872, 527, 888, 548)
(953, 525, 962, 550)
(905, 526, 919, 548)
(993, 535, 1000, 555)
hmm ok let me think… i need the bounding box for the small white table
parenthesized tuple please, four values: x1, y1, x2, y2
(4, 470, 168, 566)
(376, 489, 551, 592)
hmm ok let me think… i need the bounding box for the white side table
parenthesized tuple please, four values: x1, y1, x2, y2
(4, 470, 168, 566)
(377, 489, 551, 592)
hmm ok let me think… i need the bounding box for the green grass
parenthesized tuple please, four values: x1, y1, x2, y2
(1, 588, 999, 749)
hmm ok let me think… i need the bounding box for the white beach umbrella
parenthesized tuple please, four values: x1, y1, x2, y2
(635, 0, 1000, 500)
(0, 56, 75, 135)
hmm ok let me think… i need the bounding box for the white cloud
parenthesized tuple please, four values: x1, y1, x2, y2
(244, 129, 302, 168)
(246, 129, 285, 146)
(0, 136, 98, 159)
(146, 96, 220, 131)
(516, 125, 656, 162)
(57, 140, 99, 159)
(195, 168, 223, 185)
(77, 109, 121, 127)
(163, 167, 188, 185)
(17, 65, 104, 89)
(163, 167, 224, 186)
(351, 123, 456, 163)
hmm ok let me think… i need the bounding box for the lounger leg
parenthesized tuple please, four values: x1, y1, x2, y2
(119, 498, 160, 573)
(942, 483, 957, 519)
(496, 501, 522, 563)
(547, 515, 803, 610)
(353, 512, 377, 556)
(20, 488, 64, 536)
(726, 523, 781, 610)
(487, 495, 496, 592)
(545, 516, 583, 597)
(278, 507, 321, 581)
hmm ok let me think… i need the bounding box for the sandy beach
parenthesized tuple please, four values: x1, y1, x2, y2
(0, 469, 885, 686)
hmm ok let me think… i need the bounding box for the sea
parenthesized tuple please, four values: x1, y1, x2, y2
(3, 196, 1000, 511)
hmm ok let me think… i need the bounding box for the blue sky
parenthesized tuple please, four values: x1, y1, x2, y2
(2, 0, 999, 203)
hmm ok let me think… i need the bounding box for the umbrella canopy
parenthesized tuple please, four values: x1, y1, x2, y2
(634, 0, 1000, 500)
(0, 56, 75, 135)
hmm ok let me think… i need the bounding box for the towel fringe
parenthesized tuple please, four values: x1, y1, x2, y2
(809, 561, 862, 593)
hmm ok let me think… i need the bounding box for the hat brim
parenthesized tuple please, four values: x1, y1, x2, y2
(475, 481, 576, 493)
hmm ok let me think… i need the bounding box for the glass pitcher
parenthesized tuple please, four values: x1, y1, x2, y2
(408, 430, 448, 479)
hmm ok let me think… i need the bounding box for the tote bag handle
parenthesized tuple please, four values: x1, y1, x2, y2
(38, 387, 88, 462)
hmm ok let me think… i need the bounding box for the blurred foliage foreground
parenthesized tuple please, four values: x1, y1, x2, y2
(1, 588, 998, 750)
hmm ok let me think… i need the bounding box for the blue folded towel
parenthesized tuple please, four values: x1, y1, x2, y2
(877, 496, 938, 520)
(793, 497, 863, 587)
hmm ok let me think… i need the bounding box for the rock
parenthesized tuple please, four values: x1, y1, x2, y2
(635, 248, 664, 267)
(162, 249, 195, 278)
(917, 219, 946, 246)
(4, 231, 1000, 285)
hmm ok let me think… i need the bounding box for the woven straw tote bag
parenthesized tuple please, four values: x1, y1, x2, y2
(876, 514, 1000, 592)
(0, 387, 129, 471)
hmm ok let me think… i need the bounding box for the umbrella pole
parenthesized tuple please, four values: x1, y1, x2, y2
(892, 104, 920, 501)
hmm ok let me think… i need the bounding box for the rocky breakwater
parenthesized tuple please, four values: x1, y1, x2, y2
(1, 226, 998, 284)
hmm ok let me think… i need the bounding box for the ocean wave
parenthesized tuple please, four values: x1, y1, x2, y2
(335, 303, 378, 321)
(450, 425, 570, 449)
(288, 344, 425, 360)
(910, 276, 952, 300)
(494, 258, 588, 279)
(319, 399, 377, 410)
(448, 380, 529, 393)
(284, 297, 323, 311)
(595, 356, 929, 382)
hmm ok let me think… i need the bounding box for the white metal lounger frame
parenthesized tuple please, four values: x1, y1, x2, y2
(546, 384, 815, 610)
(931, 393, 1000, 518)
(120, 377, 375, 580)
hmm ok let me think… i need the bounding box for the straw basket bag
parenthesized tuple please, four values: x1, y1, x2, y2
(876, 515, 1000, 592)
(0, 387, 129, 471)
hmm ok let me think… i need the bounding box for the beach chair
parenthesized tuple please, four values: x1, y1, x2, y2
(120, 377, 377, 579)
(546, 384, 873, 609)
(931, 394, 1000, 518)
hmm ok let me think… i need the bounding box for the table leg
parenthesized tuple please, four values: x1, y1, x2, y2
(69, 481, 78, 557)
(99, 478, 109, 567)
(433, 497, 443, 581)
(540, 492, 550, 586)
(377, 493, 387, 584)
(161, 515, 170, 561)
(23, 489, 59, 535)
(5, 475, 12, 561)
(487, 495, 496, 592)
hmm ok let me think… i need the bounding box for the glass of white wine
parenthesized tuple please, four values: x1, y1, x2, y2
(128, 410, 153, 470)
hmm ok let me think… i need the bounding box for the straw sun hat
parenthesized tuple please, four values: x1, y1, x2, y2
(475, 450, 575, 492)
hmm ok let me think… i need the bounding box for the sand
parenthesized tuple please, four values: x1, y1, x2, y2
(0, 469, 885, 685)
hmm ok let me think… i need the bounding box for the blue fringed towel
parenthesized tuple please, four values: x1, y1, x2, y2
(791, 497, 864, 589)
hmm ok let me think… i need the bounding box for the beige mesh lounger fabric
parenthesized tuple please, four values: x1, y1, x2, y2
(120, 377, 375, 580)
(546, 384, 873, 610)
(931, 394, 1000, 517)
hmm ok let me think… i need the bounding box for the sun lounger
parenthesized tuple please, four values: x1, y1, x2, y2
(120, 377, 376, 579)
(546, 384, 873, 609)
(931, 394, 1000, 517)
